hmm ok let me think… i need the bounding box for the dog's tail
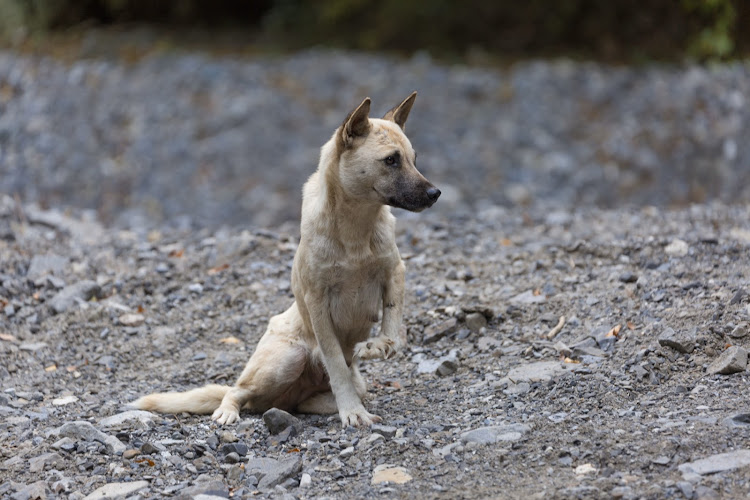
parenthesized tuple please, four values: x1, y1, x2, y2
(130, 384, 230, 415)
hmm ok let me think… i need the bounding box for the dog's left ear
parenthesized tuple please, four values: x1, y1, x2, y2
(383, 91, 417, 131)
(341, 97, 372, 147)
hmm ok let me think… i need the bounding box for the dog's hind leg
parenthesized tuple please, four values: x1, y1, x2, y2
(297, 362, 367, 415)
(297, 391, 337, 414)
(213, 305, 309, 425)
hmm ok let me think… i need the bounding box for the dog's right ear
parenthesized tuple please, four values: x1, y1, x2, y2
(341, 97, 371, 147)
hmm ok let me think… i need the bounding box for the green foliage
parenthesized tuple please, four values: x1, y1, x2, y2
(0, 0, 745, 61)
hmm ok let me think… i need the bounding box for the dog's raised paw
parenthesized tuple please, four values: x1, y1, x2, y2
(354, 337, 396, 360)
(340, 407, 382, 427)
(212, 406, 239, 425)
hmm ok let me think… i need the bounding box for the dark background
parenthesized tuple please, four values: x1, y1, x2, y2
(2, 0, 748, 61)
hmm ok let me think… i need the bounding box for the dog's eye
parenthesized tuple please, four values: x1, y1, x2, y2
(385, 156, 397, 166)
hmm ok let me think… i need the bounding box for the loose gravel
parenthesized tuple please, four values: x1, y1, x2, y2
(1, 48, 750, 499)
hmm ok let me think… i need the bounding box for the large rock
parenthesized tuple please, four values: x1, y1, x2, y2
(707, 346, 748, 375)
(262, 408, 302, 435)
(83, 480, 149, 499)
(245, 455, 303, 490)
(678, 450, 750, 477)
(48, 281, 100, 314)
(99, 410, 157, 428)
(57, 421, 126, 454)
(506, 361, 572, 383)
(26, 254, 68, 280)
(460, 423, 530, 445)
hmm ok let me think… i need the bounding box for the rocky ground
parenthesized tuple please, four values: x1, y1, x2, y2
(1, 46, 750, 499)
(1, 194, 749, 499)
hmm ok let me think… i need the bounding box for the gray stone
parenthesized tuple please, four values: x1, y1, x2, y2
(465, 312, 487, 333)
(221, 443, 248, 456)
(678, 449, 750, 476)
(618, 271, 638, 283)
(676, 481, 693, 499)
(509, 290, 547, 304)
(728, 323, 748, 339)
(28, 452, 62, 473)
(506, 361, 571, 383)
(11, 481, 47, 500)
(83, 480, 149, 499)
(371, 424, 397, 438)
(180, 480, 228, 498)
(706, 346, 747, 375)
(99, 410, 157, 428)
(262, 408, 302, 435)
(423, 318, 457, 343)
(245, 455, 303, 490)
(26, 254, 68, 280)
(57, 421, 126, 454)
(724, 413, 750, 428)
(460, 423, 530, 445)
(658, 327, 695, 353)
(436, 358, 458, 376)
(48, 281, 100, 314)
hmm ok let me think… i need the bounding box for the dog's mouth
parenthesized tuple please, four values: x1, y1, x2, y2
(374, 185, 441, 212)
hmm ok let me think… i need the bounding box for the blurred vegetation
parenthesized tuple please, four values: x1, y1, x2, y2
(0, 0, 747, 61)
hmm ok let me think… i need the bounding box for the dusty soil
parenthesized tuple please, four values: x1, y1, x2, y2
(1, 194, 750, 499)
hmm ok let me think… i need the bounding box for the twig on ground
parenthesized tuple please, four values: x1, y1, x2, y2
(546, 315, 566, 339)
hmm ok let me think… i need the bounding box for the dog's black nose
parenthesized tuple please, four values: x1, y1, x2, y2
(426, 187, 441, 201)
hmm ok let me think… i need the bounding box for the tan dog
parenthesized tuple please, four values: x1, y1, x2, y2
(133, 92, 440, 427)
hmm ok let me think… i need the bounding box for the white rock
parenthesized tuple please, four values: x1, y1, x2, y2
(52, 395, 79, 406)
(371, 464, 412, 485)
(99, 410, 157, 428)
(665, 238, 689, 257)
(83, 480, 149, 499)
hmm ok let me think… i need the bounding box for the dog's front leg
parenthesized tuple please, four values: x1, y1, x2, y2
(306, 291, 382, 427)
(355, 260, 405, 360)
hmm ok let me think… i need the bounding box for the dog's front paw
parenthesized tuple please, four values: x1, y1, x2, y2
(339, 406, 382, 427)
(354, 336, 397, 360)
(212, 405, 240, 425)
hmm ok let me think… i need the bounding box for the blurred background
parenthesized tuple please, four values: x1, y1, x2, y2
(0, 0, 748, 229)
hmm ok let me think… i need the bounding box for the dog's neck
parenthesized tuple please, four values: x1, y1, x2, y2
(315, 141, 388, 245)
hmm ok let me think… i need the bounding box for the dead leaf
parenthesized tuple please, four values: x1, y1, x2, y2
(0, 333, 17, 342)
(287, 448, 300, 453)
(219, 336, 242, 344)
(135, 458, 155, 466)
(208, 263, 230, 275)
(44, 364, 57, 372)
(168, 248, 184, 258)
(605, 324, 622, 338)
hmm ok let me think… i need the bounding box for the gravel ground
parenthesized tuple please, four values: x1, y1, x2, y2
(1, 194, 749, 499)
(0, 50, 749, 229)
(1, 48, 750, 499)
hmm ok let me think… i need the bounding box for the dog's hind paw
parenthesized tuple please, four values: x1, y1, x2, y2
(212, 406, 240, 425)
(339, 407, 382, 427)
(354, 336, 397, 360)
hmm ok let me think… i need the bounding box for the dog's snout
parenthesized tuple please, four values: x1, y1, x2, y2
(426, 187, 441, 201)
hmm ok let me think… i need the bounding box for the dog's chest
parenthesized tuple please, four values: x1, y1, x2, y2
(327, 253, 388, 332)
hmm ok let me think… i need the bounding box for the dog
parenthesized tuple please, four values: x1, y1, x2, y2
(133, 92, 440, 427)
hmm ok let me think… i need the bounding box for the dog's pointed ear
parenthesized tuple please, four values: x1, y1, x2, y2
(341, 97, 372, 147)
(383, 91, 417, 130)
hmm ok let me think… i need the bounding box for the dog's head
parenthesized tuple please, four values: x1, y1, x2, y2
(335, 92, 440, 212)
